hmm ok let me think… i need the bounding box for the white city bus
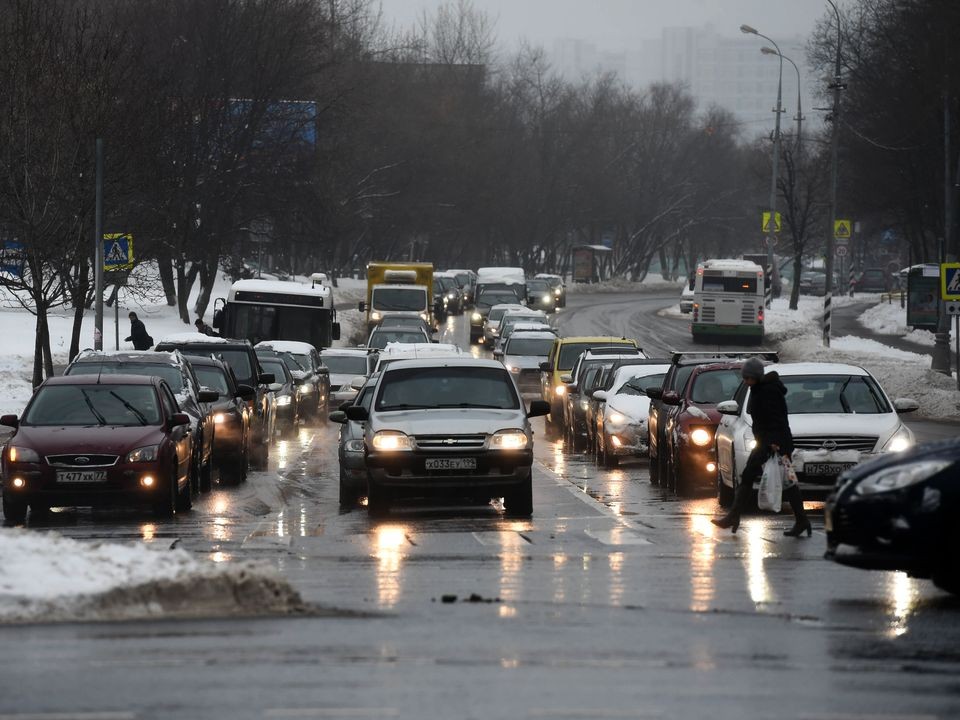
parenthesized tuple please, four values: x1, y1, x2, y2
(691, 259, 765, 343)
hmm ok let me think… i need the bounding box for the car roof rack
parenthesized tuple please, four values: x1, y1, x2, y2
(669, 350, 780, 364)
(585, 346, 644, 356)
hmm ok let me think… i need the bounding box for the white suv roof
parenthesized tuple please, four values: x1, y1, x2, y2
(256, 340, 317, 354)
(383, 357, 505, 372)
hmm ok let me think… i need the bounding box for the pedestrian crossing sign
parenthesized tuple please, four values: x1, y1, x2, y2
(942, 263, 960, 301)
(103, 233, 134, 271)
(761, 211, 781, 234)
(834, 219, 852, 239)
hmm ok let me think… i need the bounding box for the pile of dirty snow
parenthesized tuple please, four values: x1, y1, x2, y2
(859, 302, 937, 347)
(0, 530, 306, 623)
(567, 276, 685, 295)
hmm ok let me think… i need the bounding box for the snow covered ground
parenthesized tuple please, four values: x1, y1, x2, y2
(858, 300, 937, 347)
(0, 529, 305, 623)
(567, 275, 686, 295)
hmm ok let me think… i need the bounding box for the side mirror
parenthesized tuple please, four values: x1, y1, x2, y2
(539, 362, 550, 373)
(560, 374, 573, 384)
(527, 400, 551, 418)
(592, 390, 608, 402)
(236, 384, 255, 401)
(716, 400, 740, 416)
(358, 301, 366, 312)
(332, 323, 342, 341)
(328, 411, 348, 424)
(893, 398, 920, 414)
(259, 373, 275, 385)
(0, 414, 19, 429)
(211, 309, 223, 329)
(493, 350, 503, 360)
(662, 391, 680, 406)
(345, 406, 369, 422)
(197, 389, 219, 403)
(268, 382, 283, 393)
(350, 376, 367, 390)
(168, 412, 191, 429)
(645, 387, 663, 400)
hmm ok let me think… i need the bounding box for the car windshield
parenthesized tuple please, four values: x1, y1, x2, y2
(775, 374, 892, 414)
(372, 287, 425, 311)
(689, 370, 742, 404)
(369, 330, 426, 350)
(438, 277, 456, 290)
(259, 359, 290, 383)
(376, 366, 520, 410)
(488, 307, 514, 322)
(193, 366, 230, 395)
(478, 292, 521, 309)
(322, 355, 368, 375)
(526, 280, 548, 292)
(616, 372, 666, 396)
(505, 338, 554, 356)
(67, 362, 185, 392)
(24, 385, 162, 427)
(177, 348, 254, 386)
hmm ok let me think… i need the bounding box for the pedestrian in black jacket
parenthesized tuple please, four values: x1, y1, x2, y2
(712, 357, 811, 537)
(125, 312, 154, 350)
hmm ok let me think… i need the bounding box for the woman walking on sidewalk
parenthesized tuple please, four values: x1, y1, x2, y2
(712, 357, 811, 537)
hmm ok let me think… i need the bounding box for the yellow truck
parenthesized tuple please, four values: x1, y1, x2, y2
(358, 262, 434, 330)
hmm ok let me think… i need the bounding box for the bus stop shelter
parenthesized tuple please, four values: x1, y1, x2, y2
(571, 245, 613, 283)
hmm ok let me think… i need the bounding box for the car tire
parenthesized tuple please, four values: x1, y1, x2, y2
(153, 470, 177, 518)
(673, 449, 690, 496)
(602, 440, 619, 469)
(2, 495, 27, 525)
(367, 481, 390, 518)
(199, 456, 213, 493)
(339, 469, 359, 509)
(175, 469, 192, 513)
(504, 475, 533, 517)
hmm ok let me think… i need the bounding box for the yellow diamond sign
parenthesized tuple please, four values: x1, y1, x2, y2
(834, 219, 852, 239)
(761, 211, 782, 234)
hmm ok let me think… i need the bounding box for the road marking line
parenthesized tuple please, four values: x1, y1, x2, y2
(472, 530, 532, 546)
(0, 713, 137, 720)
(264, 710, 399, 718)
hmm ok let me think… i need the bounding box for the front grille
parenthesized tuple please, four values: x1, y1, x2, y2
(793, 436, 878, 453)
(414, 434, 486, 450)
(46, 454, 120, 468)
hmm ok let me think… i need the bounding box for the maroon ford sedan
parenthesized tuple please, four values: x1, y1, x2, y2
(1, 375, 193, 524)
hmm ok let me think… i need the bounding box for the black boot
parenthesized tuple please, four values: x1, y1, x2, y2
(783, 484, 812, 538)
(712, 482, 752, 533)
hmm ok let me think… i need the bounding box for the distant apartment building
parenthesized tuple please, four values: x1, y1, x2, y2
(554, 25, 820, 137)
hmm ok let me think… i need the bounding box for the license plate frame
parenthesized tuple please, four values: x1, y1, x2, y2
(425, 457, 477, 471)
(803, 462, 856, 477)
(57, 470, 108, 484)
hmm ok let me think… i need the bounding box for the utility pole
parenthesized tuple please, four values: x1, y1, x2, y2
(94, 138, 104, 351)
(931, 83, 953, 374)
(823, 0, 844, 348)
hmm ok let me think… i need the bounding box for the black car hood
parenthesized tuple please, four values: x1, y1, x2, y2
(841, 436, 960, 482)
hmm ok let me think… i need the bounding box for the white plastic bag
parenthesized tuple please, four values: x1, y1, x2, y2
(757, 455, 784, 512)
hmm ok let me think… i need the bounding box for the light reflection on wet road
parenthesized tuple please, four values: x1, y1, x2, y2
(2, 293, 959, 720)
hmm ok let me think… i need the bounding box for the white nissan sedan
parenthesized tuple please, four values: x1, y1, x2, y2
(714, 362, 919, 501)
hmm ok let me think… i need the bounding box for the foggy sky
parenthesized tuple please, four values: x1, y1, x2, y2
(382, 0, 829, 49)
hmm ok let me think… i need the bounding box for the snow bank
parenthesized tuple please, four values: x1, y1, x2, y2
(567, 276, 686, 295)
(0, 530, 306, 623)
(859, 301, 936, 347)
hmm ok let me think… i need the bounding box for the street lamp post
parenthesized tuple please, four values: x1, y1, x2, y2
(742, 24, 784, 306)
(762, 47, 803, 153)
(823, 0, 844, 347)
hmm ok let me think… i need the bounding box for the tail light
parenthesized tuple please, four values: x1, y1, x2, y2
(757, 307, 764, 323)
(692, 303, 699, 321)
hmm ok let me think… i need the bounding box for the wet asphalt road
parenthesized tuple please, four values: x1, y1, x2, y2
(1, 291, 959, 720)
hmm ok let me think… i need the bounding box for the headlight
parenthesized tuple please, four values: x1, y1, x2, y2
(690, 428, 712, 447)
(580, 399, 589, 410)
(126, 445, 159, 463)
(344, 439, 365, 453)
(213, 412, 226, 424)
(856, 460, 952, 495)
(420, 312, 429, 321)
(299, 384, 314, 394)
(371, 311, 382, 321)
(489, 430, 528, 450)
(371, 431, 413, 451)
(276, 395, 292, 406)
(555, 385, 566, 397)
(554, 288, 562, 296)
(507, 364, 520, 373)
(8, 446, 39, 463)
(542, 294, 552, 303)
(471, 312, 482, 322)
(883, 428, 913, 453)
(607, 412, 627, 425)
(447, 291, 456, 299)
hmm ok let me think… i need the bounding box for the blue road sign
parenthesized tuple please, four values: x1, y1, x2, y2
(0, 240, 25, 277)
(103, 234, 134, 271)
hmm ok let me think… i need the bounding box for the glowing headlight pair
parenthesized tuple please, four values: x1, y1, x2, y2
(7, 446, 39, 463)
(126, 445, 159, 463)
(370, 429, 527, 452)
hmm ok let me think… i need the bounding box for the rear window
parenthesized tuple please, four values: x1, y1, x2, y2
(505, 338, 554, 356)
(559, 342, 633, 370)
(376, 366, 519, 411)
(615, 372, 666, 396)
(321, 354, 368, 375)
(193, 366, 230, 395)
(700, 274, 759, 294)
(259, 359, 290, 383)
(369, 330, 426, 350)
(24, 385, 162, 426)
(689, 369, 742, 404)
(176, 347, 254, 385)
(67, 362, 185, 392)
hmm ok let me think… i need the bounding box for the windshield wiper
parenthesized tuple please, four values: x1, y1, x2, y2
(837, 377, 853, 413)
(80, 390, 108, 426)
(108, 391, 150, 426)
